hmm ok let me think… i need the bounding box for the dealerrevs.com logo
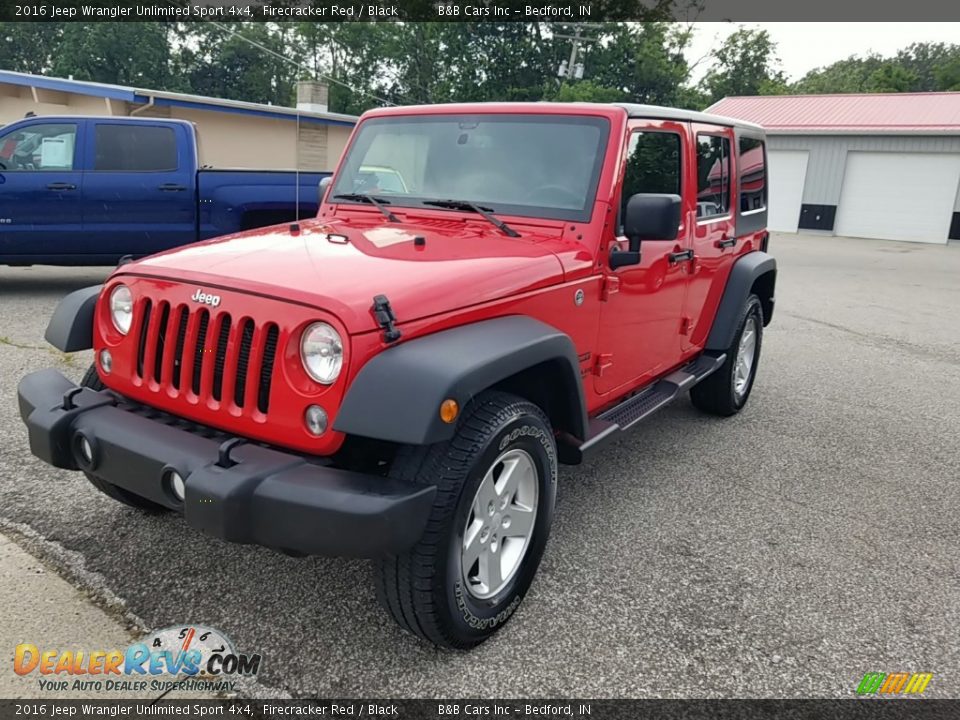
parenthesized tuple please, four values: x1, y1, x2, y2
(856, 672, 933, 696)
(14, 625, 261, 693)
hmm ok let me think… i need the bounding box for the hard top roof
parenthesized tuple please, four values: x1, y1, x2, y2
(615, 103, 765, 132)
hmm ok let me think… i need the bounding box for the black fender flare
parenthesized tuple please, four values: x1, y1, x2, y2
(44, 285, 102, 352)
(334, 316, 588, 446)
(705, 252, 776, 351)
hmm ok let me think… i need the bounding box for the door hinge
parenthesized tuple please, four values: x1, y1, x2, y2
(592, 353, 614, 377)
(680, 317, 693, 335)
(601, 275, 620, 302)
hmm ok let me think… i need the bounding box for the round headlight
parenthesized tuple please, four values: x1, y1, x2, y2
(109, 284, 133, 335)
(300, 322, 343, 385)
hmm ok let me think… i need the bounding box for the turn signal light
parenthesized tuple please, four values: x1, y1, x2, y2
(440, 399, 459, 424)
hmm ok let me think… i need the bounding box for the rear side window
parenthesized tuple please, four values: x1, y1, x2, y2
(94, 125, 177, 172)
(696, 134, 731, 219)
(621, 131, 681, 231)
(739, 137, 766, 212)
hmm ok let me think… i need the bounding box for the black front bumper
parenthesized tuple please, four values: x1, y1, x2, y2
(17, 369, 435, 558)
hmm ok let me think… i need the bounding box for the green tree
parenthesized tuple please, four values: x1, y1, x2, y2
(173, 23, 298, 106)
(551, 80, 628, 103)
(51, 23, 174, 87)
(934, 56, 960, 91)
(584, 23, 695, 107)
(894, 42, 960, 91)
(0, 22, 65, 74)
(700, 28, 786, 104)
(793, 55, 884, 94)
(793, 42, 960, 94)
(295, 22, 403, 114)
(865, 62, 919, 93)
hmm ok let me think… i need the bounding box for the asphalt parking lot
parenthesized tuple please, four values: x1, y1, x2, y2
(1, 233, 958, 699)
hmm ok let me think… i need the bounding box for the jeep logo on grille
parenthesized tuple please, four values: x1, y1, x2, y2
(191, 289, 222, 307)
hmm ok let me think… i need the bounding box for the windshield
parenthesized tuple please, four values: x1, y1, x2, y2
(330, 114, 610, 223)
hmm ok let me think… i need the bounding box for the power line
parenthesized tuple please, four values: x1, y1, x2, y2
(203, 19, 401, 107)
(160, 1, 400, 107)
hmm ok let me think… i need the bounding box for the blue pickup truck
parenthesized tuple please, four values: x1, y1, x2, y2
(0, 116, 329, 265)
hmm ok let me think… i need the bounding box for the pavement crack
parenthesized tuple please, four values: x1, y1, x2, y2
(0, 336, 44, 351)
(0, 517, 149, 635)
(0, 518, 292, 701)
(782, 311, 960, 365)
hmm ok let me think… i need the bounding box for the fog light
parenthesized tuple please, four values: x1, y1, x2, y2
(99, 349, 112, 374)
(167, 471, 185, 502)
(304, 405, 328, 436)
(78, 436, 93, 464)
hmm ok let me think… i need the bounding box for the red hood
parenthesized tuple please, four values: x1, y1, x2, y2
(123, 215, 569, 334)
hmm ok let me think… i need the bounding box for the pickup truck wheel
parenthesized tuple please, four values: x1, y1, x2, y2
(374, 391, 557, 649)
(78, 366, 167, 513)
(691, 294, 763, 417)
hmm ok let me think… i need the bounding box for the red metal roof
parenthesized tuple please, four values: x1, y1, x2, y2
(706, 93, 960, 134)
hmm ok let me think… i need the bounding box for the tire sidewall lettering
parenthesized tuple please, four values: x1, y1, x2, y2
(498, 424, 557, 485)
(446, 411, 557, 636)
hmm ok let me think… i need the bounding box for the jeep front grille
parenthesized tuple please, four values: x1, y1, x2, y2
(134, 301, 279, 414)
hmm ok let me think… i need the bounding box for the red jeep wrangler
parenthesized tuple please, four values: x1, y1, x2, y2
(18, 103, 775, 649)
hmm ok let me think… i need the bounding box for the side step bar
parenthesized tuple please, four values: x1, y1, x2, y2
(559, 352, 726, 464)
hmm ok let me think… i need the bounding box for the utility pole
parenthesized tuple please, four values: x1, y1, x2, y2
(555, 23, 602, 81)
(562, 26, 584, 81)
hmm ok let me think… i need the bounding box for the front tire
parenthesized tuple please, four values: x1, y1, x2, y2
(374, 391, 557, 649)
(79, 365, 167, 513)
(691, 294, 764, 416)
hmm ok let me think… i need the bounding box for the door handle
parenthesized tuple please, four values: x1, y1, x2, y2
(715, 235, 737, 249)
(158, 183, 186, 192)
(46, 182, 77, 191)
(668, 249, 694, 264)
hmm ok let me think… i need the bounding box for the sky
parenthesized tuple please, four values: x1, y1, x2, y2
(686, 23, 960, 83)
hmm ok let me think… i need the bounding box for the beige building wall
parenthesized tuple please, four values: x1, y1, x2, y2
(0, 84, 124, 122)
(0, 84, 353, 171)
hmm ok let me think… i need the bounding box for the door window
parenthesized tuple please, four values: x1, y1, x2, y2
(0, 124, 77, 171)
(738, 137, 766, 212)
(620, 130, 681, 233)
(696, 134, 731, 219)
(94, 125, 177, 172)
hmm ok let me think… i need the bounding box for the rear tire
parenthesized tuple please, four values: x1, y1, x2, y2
(691, 294, 764, 416)
(374, 391, 557, 649)
(79, 365, 167, 513)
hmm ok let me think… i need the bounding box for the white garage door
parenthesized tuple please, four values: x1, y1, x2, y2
(835, 152, 960, 244)
(767, 151, 809, 233)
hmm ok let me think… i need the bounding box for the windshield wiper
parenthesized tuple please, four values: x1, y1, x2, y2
(421, 199, 520, 238)
(332, 193, 399, 223)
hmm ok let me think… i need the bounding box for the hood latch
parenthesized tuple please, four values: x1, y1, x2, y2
(372, 295, 402, 344)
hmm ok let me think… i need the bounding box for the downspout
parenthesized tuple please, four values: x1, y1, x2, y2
(129, 95, 155, 116)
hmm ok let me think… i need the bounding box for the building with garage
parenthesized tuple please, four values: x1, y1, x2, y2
(708, 93, 960, 244)
(0, 70, 356, 171)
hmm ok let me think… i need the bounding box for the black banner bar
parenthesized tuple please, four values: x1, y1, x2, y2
(3, 0, 960, 22)
(0, 700, 958, 720)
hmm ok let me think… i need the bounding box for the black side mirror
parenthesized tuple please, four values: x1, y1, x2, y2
(610, 193, 682, 270)
(318, 176, 333, 204)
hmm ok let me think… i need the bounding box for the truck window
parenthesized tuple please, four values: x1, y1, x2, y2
(696, 134, 731, 220)
(738, 137, 766, 213)
(0, 123, 77, 171)
(94, 125, 177, 172)
(620, 130, 681, 233)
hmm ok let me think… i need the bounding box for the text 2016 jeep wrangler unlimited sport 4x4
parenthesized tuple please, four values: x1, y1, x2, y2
(19, 103, 775, 649)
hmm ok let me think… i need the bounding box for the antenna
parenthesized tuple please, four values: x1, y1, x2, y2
(294, 103, 301, 227)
